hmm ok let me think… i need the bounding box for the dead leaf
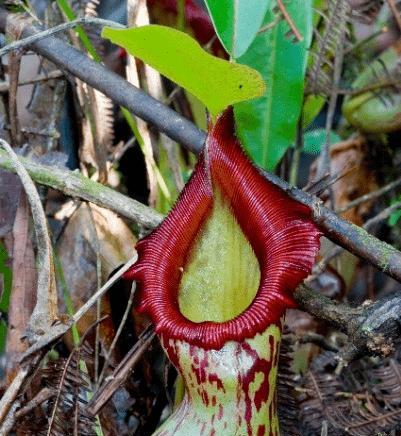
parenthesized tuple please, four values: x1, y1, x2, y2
(310, 135, 378, 226)
(0, 169, 22, 238)
(4, 192, 36, 385)
(56, 203, 136, 361)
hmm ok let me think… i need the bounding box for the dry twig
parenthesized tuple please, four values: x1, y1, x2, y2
(316, 200, 401, 273)
(0, 69, 63, 93)
(0, 139, 57, 340)
(276, 0, 303, 41)
(87, 324, 155, 416)
(97, 282, 136, 387)
(386, 0, 401, 33)
(336, 177, 401, 213)
(21, 253, 138, 360)
(0, 17, 123, 58)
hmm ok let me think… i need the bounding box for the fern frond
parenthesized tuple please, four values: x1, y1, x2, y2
(45, 342, 97, 436)
(300, 350, 401, 435)
(370, 358, 401, 405)
(328, 397, 401, 436)
(307, 0, 351, 96)
(277, 334, 301, 435)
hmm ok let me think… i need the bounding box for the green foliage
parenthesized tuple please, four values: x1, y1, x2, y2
(0, 242, 12, 353)
(233, 0, 313, 171)
(389, 197, 401, 227)
(102, 25, 265, 118)
(204, 0, 271, 59)
(302, 129, 341, 155)
(56, 0, 101, 62)
(121, 107, 171, 201)
(302, 94, 325, 128)
(3, 0, 30, 14)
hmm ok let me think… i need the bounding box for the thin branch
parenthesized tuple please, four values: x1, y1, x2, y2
(336, 177, 401, 213)
(276, 0, 303, 41)
(97, 282, 136, 387)
(299, 332, 339, 352)
(86, 205, 102, 384)
(316, 200, 401, 273)
(386, 0, 401, 33)
(0, 17, 124, 58)
(336, 78, 401, 97)
(20, 254, 138, 361)
(0, 69, 63, 93)
(7, 50, 22, 146)
(14, 387, 54, 420)
(87, 325, 155, 416)
(0, 149, 163, 228)
(72, 255, 137, 324)
(0, 8, 206, 153)
(364, 200, 401, 230)
(0, 369, 27, 426)
(294, 285, 401, 361)
(258, 17, 280, 34)
(1, 124, 61, 138)
(317, 23, 345, 182)
(0, 140, 57, 340)
(0, 352, 43, 428)
(0, 400, 20, 436)
(289, 116, 303, 186)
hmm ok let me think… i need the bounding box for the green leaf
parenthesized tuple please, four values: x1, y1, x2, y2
(389, 209, 401, 227)
(389, 196, 401, 227)
(102, 25, 265, 118)
(204, 0, 271, 58)
(302, 94, 325, 128)
(56, 0, 101, 62)
(0, 242, 12, 352)
(234, 0, 313, 170)
(303, 129, 340, 155)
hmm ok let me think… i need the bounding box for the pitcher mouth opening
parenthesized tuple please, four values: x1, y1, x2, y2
(124, 108, 321, 350)
(177, 187, 261, 324)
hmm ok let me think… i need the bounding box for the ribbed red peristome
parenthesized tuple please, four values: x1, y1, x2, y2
(124, 108, 321, 349)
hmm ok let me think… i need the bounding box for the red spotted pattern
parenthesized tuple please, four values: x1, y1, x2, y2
(157, 327, 281, 436)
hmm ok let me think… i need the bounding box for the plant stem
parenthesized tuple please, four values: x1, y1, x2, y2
(289, 116, 303, 186)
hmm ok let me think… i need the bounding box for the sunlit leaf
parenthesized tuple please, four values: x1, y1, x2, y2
(102, 25, 265, 117)
(204, 0, 271, 58)
(234, 0, 313, 170)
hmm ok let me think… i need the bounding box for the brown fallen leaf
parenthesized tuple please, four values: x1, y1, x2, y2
(310, 135, 379, 226)
(0, 169, 22, 238)
(56, 203, 136, 363)
(4, 193, 36, 386)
